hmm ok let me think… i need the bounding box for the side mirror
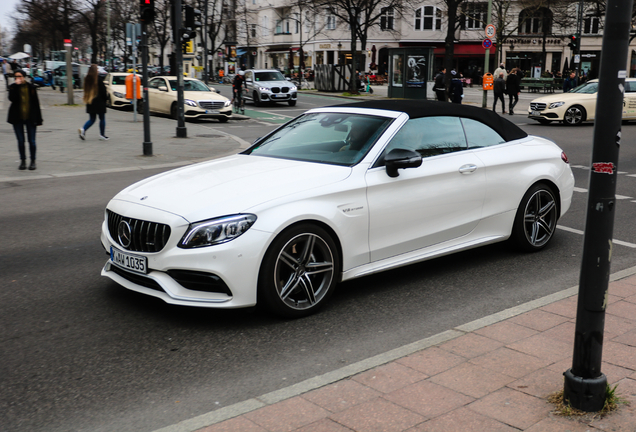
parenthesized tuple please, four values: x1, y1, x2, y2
(286, 77, 291, 81)
(216, 89, 221, 94)
(384, 148, 422, 178)
(158, 85, 168, 92)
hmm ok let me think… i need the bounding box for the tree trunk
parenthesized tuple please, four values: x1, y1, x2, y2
(349, 19, 358, 94)
(444, 1, 460, 100)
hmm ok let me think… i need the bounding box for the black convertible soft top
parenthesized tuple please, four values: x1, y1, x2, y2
(331, 99, 528, 142)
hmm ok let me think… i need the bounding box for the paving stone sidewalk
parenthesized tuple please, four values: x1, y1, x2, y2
(153, 269, 636, 432)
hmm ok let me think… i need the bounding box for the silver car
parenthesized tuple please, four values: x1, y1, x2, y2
(243, 69, 298, 107)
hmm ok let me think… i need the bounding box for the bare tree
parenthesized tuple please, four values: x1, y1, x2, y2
(73, 0, 107, 63)
(441, 0, 465, 99)
(312, 0, 403, 94)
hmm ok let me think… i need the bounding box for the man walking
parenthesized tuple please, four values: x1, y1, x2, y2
(493, 72, 506, 114)
(493, 63, 507, 82)
(433, 68, 446, 101)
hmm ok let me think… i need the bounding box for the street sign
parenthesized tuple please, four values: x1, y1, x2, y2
(63, 39, 72, 47)
(485, 24, 496, 39)
(482, 38, 493, 49)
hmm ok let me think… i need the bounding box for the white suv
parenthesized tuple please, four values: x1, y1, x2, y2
(243, 69, 298, 107)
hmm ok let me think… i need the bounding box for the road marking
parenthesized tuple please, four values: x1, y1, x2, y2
(258, 110, 295, 118)
(557, 225, 636, 248)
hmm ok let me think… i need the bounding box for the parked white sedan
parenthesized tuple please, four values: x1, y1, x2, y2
(101, 100, 574, 318)
(104, 73, 133, 109)
(146, 76, 232, 122)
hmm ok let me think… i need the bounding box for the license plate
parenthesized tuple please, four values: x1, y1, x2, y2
(531, 110, 541, 116)
(205, 110, 220, 114)
(111, 246, 148, 275)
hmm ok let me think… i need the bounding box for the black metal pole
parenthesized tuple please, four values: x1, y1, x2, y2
(563, 0, 633, 412)
(173, 0, 187, 138)
(141, 22, 153, 156)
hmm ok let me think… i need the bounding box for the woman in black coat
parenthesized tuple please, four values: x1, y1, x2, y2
(507, 68, 521, 115)
(7, 69, 43, 170)
(78, 64, 108, 140)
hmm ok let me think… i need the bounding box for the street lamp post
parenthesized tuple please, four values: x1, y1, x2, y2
(481, 0, 493, 108)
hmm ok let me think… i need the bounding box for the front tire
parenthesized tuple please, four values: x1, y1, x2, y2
(511, 183, 559, 252)
(288, 100, 297, 107)
(218, 116, 229, 123)
(563, 105, 585, 126)
(537, 119, 552, 125)
(170, 103, 178, 120)
(253, 91, 261, 107)
(258, 224, 340, 318)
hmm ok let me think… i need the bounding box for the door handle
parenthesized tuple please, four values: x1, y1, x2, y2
(459, 164, 478, 174)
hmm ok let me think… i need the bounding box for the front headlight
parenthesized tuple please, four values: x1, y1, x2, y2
(224, 99, 231, 107)
(179, 214, 257, 248)
(185, 99, 198, 107)
(290, 86, 297, 91)
(259, 87, 270, 92)
(549, 102, 565, 109)
(114, 91, 125, 98)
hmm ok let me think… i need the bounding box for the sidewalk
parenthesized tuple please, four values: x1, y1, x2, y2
(0, 82, 251, 183)
(150, 268, 636, 432)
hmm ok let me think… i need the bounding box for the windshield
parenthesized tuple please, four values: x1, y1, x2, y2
(255, 71, 286, 82)
(168, 80, 211, 92)
(243, 113, 393, 166)
(111, 76, 127, 85)
(570, 82, 598, 94)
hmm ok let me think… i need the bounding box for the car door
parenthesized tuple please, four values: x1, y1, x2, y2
(366, 116, 486, 262)
(623, 80, 636, 119)
(147, 78, 164, 113)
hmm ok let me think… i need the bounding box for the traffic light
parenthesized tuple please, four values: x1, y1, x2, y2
(567, 34, 579, 51)
(140, 0, 155, 22)
(184, 5, 202, 39)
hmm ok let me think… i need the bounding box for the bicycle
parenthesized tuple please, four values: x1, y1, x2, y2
(232, 90, 245, 114)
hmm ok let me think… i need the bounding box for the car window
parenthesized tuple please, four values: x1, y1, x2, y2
(571, 82, 598, 94)
(111, 75, 127, 85)
(383, 116, 467, 158)
(244, 113, 393, 166)
(625, 81, 636, 93)
(460, 118, 505, 149)
(148, 78, 164, 89)
(255, 71, 286, 82)
(245, 71, 252, 81)
(167, 80, 211, 92)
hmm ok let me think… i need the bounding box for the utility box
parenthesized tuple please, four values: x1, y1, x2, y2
(482, 73, 494, 91)
(388, 48, 434, 99)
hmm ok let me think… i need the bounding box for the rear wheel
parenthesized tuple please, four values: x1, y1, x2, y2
(511, 183, 559, 252)
(563, 105, 585, 126)
(258, 224, 340, 318)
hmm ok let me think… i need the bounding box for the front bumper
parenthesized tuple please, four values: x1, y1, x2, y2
(185, 106, 232, 119)
(259, 91, 298, 102)
(100, 205, 270, 309)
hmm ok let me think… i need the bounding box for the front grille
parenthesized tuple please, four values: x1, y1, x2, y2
(107, 210, 171, 252)
(530, 102, 547, 111)
(110, 264, 164, 292)
(281, 87, 289, 93)
(271, 87, 280, 93)
(199, 100, 225, 109)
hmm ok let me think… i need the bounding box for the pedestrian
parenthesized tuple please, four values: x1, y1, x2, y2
(433, 67, 446, 101)
(78, 64, 108, 141)
(493, 63, 507, 82)
(7, 69, 42, 170)
(507, 68, 521, 115)
(2, 59, 10, 89)
(563, 71, 577, 92)
(10, 59, 19, 72)
(450, 70, 463, 104)
(493, 72, 506, 114)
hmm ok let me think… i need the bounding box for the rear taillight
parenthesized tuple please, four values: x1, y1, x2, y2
(561, 151, 569, 164)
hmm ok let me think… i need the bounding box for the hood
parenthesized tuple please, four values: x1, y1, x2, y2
(257, 80, 295, 88)
(530, 92, 597, 104)
(183, 90, 228, 102)
(111, 154, 351, 222)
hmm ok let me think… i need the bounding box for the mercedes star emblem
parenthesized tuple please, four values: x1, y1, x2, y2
(117, 220, 132, 248)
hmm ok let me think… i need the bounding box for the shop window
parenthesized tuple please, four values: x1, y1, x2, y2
(414, 6, 441, 31)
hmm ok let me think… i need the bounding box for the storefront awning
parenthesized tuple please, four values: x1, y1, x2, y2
(433, 44, 494, 57)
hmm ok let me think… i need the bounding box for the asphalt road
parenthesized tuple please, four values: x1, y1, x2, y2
(2, 94, 636, 432)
